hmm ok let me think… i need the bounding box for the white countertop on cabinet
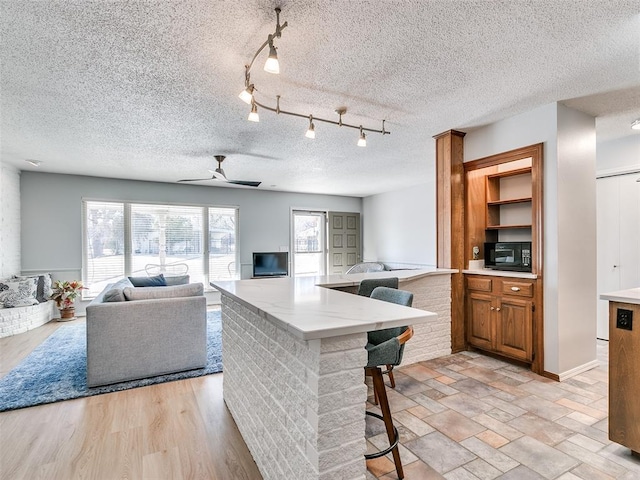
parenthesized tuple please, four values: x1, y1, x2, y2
(211, 269, 452, 340)
(600, 287, 640, 305)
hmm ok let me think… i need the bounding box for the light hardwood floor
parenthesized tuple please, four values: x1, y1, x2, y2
(0, 316, 262, 480)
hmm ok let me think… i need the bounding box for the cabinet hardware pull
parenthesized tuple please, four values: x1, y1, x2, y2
(511, 287, 520, 291)
(496, 307, 501, 311)
(490, 306, 495, 310)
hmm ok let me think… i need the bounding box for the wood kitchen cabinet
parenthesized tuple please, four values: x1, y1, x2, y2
(466, 275, 535, 363)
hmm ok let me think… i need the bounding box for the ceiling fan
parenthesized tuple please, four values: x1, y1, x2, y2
(178, 155, 261, 187)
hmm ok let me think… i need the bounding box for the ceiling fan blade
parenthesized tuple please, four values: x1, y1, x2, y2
(177, 177, 214, 182)
(227, 180, 261, 187)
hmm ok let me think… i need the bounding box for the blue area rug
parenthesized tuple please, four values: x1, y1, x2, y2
(0, 311, 222, 412)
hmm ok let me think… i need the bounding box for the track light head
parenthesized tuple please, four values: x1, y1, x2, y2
(264, 37, 280, 74)
(248, 103, 259, 122)
(239, 84, 255, 104)
(305, 116, 315, 139)
(357, 127, 366, 147)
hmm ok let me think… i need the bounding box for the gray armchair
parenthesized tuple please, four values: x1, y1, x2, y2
(345, 262, 385, 274)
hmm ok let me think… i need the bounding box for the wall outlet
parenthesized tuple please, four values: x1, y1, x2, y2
(616, 308, 633, 331)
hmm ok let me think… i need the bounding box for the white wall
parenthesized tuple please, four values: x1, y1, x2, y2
(362, 181, 436, 267)
(20, 172, 362, 283)
(464, 102, 598, 378)
(1, 164, 21, 278)
(596, 134, 640, 172)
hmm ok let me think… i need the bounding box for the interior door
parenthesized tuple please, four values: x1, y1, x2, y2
(596, 173, 640, 340)
(596, 176, 619, 340)
(292, 211, 326, 277)
(327, 212, 361, 274)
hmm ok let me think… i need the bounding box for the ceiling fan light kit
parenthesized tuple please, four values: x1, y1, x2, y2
(240, 8, 390, 146)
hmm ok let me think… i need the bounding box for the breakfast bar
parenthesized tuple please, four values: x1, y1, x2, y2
(212, 269, 451, 480)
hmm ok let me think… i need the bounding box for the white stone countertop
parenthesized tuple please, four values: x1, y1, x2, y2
(600, 287, 640, 305)
(463, 268, 538, 279)
(211, 269, 451, 340)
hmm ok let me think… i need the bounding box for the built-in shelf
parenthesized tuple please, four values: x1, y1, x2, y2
(486, 167, 532, 180)
(487, 197, 532, 207)
(486, 224, 532, 230)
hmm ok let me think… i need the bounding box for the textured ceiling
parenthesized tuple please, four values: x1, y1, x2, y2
(1, 1, 639, 197)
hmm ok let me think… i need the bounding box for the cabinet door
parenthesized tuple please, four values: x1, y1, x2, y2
(496, 296, 533, 362)
(467, 292, 494, 351)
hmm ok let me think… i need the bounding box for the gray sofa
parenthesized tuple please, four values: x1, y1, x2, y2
(86, 280, 207, 387)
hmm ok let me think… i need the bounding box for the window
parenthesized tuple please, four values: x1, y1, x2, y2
(83, 200, 239, 297)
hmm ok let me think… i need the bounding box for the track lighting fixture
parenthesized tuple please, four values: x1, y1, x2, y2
(357, 127, 367, 147)
(632, 119, 640, 130)
(305, 116, 316, 139)
(240, 8, 390, 146)
(248, 102, 259, 122)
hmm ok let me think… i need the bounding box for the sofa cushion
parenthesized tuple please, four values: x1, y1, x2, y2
(164, 275, 190, 286)
(128, 274, 167, 287)
(0, 278, 39, 308)
(13, 273, 53, 303)
(123, 283, 204, 301)
(103, 288, 126, 302)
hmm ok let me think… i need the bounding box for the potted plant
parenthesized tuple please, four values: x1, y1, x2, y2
(50, 280, 86, 320)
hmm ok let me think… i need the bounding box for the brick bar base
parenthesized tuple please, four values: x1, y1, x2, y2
(221, 295, 369, 480)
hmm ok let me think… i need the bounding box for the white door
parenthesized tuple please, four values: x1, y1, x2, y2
(328, 212, 361, 274)
(596, 173, 640, 340)
(292, 211, 326, 277)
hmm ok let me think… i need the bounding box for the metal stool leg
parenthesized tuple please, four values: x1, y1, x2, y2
(365, 366, 404, 479)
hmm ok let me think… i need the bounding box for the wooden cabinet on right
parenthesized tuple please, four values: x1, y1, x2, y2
(466, 275, 535, 363)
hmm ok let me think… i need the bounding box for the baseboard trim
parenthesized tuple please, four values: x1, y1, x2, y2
(552, 360, 601, 382)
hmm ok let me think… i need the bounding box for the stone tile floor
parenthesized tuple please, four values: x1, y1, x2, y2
(365, 341, 640, 479)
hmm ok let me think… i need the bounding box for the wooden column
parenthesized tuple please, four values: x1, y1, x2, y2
(434, 130, 466, 353)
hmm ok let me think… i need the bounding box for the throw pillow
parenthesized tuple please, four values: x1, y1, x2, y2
(103, 288, 126, 302)
(164, 275, 190, 286)
(123, 283, 203, 301)
(0, 278, 39, 308)
(13, 273, 53, 303)
(127, 274, 167, 287)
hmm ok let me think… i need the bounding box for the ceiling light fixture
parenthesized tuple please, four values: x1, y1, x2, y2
(25, 159, 41, 167)
(632, 119, 640, 130)
(240, 8, 390, 146)
(305, 115, 316, 139)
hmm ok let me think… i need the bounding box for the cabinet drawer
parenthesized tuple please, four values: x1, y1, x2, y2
(467, 277, 493, 292)
(502, 280, 534, 297)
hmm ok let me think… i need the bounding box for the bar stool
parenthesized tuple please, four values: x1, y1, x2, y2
(364, 286, 414, 480)
(358, 277, 400, 402)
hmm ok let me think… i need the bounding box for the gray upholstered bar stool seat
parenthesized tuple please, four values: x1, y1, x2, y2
(364, 286, 414, 480)
(357, 277, 398, 297)
(358, 277, 401, 395)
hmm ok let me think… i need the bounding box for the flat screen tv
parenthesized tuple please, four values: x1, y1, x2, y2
(252, 252, 289, 278)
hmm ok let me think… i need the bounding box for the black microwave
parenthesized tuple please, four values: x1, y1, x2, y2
(484, 242, 532, 272)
